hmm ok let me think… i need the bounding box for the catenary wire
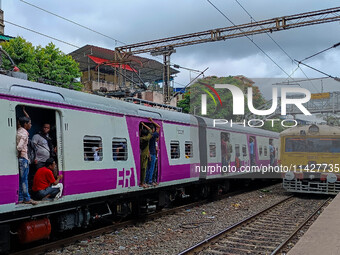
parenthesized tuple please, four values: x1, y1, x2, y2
(19, 0, 125, 46)
(18, 0, 196, 81)
(234, 0, 319, 92)
(4, 20, 81, 49)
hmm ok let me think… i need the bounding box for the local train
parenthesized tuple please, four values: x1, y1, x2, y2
(0, 71, 279, 253)
(281, 124, 340, 195)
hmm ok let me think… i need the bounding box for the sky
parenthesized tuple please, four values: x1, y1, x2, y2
(2, 0, 340, 97)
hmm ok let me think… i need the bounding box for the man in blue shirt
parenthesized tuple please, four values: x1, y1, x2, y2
(145, 118, 160, 186)
(249, 137, 255, 166)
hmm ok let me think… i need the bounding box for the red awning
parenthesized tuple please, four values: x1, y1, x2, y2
(87, 55, 137, 72)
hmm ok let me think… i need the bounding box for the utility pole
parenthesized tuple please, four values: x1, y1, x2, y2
(151, 46, 176, 104)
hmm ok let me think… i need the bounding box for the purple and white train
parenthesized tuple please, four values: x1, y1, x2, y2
(0, 72, 278, 252)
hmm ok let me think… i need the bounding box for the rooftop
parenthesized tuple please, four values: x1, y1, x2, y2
(69, 45, 179, 84)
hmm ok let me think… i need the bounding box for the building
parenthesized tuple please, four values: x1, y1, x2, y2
(69, 45, 179, 106)
(0, 8, 13, 41)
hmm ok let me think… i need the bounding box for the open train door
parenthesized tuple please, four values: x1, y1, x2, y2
(249, 135, 257, 166)
(195, 116, 207, 180)
(55, 111, 63, 177)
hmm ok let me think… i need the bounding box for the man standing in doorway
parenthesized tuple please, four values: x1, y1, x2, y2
(269, 140, 275, 166)
(32, 123, 56, 170)
(249, 137, 255, 166)
(145, 118, 160, 186)
(17, 116, 37, 205)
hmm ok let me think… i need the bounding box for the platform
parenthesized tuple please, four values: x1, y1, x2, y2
(288, 193, 340, 255)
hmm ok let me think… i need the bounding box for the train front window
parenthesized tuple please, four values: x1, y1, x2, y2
(285, 137, 340, 153)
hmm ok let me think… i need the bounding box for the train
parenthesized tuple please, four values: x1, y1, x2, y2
(0, 71, 279, 253)
(281, 124, 340, 195)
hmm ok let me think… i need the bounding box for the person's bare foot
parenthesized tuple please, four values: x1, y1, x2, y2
(23, 199, 38, 205)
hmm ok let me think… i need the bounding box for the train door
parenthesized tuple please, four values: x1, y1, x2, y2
(138, 120, 161, 186)
(15, 105, 61, 197)
(195, 117, 207, 180)
(221, 132, 231, 168)
(249, 135, 257, 166)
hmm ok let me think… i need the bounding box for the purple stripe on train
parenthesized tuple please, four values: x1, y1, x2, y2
(62, 167, 137, 196)
(0, 174, 18, 204)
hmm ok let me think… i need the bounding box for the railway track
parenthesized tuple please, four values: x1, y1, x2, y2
(179, 196, 330, 255)
(10, 186, 260, 255)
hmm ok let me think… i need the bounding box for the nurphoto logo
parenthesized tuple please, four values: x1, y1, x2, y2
(200, 84, 311, 128)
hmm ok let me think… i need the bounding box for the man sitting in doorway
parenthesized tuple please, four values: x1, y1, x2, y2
(32, 158, 63, 200)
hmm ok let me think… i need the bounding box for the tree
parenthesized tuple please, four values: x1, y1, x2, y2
(1, 37, 82, 90)
(177, 92, 190, 113)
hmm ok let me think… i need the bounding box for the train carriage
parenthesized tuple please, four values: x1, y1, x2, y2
(0, 72, 279, 253)
(281, 124, 340, 194)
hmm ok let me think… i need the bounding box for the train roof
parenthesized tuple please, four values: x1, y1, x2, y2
(0, 74, 279, 137)
(0, 74, 197, 125)
(280, 124, 340, 136)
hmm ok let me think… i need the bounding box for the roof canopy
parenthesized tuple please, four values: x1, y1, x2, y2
(87, 55, 137, 72)
(69, 45, 179, 84)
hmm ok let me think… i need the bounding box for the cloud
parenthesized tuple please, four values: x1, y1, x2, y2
(2, 0, 340, 87)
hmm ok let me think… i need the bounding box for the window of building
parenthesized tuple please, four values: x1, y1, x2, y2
(112, 138, 128, 161)
(185, 141, 193, 158)
(84, 136, 103, 161)
(170, 141, 180, 159)
(209, 143, 216, 157)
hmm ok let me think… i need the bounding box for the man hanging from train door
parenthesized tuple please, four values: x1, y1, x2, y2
(16, 116, 38, 205)
(269, 139, 275, 166)
(145, 118, 160, 186)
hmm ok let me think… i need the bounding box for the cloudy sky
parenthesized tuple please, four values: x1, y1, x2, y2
(2, 0, 340, 95)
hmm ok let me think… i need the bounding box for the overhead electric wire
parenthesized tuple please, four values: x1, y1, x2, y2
(206, 0, 293, 80)
(295, 60, 340, 80)
(4, 20, 81, 49)
(295, 41, 340, 81)
(234, 0, 319, 92)
(19, 0, 125, 46)
(300, 42, 340, 62)
(18, 0, 199, 85)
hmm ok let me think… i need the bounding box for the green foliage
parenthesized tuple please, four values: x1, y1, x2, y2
(1, 37, 82, 90)
(177, 92, 190, 113)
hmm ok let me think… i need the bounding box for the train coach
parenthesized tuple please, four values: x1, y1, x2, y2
(281, 124, 340, 195)
(0, 71, 278, 253)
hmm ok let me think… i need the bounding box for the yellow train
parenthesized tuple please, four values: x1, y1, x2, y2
(281, 124, 340, 194)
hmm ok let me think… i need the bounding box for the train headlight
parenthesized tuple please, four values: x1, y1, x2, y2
(284, 172, 295, 181)
(327, 173, 337, 183)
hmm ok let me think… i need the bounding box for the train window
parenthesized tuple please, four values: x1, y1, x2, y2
(264, 146, 268, 156)
(112, 138, 128, 161)
(259, 146, 263, 156)
(170, 141, 180, 159)
(209, 143, 216, 157)
(285, 137, 340, 153)
(84, 136, 103, 161)
(242, 145, 247, 157)
(235, 144, 240, 157)
(185, 141, 193, 158)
